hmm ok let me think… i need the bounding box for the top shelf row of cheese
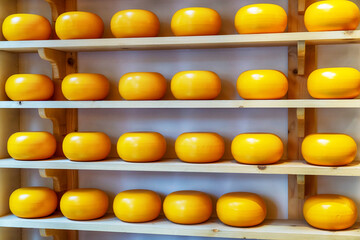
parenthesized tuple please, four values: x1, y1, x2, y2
(2, 1, 360, 41)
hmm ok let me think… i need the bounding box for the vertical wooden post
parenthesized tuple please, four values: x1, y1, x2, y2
(287, 0, 318, 220)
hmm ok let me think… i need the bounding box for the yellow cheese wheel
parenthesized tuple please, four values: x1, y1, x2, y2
(304, 0, 360, 32)
(55, 11, 104, 39)
(237, 70, 288, 99)
(62, 73, 110, 101)
(175, 132, 225, 163)
(2, 14, 51, 41)
(171, 71, 221, 100)
(217, 192, 267, 227)
(111, 10, 160, 38)
(304, 194, 357, 230)
(113, 189, 161, 223)
(63, 132, 111, 161)
(302, 134, 357, 166)
(119, 72, 167, 100)
(117, 132, 166, 162)
(5, 74, 54, 101)
(307, 68, 360, 99)
(7, 132, 56, 160)
(163, 190, 213, 224)
(60, 188, 109, 220)
(9, 187, 57, 218)
(171, 8, 221, 36)
(235, 4, 287, 34)
(231, 133, 284, 164)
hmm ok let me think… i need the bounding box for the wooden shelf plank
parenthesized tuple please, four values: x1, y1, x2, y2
(0, 99, 360, 109)
(1, 31, 360, 53)
(0, 213, 359, 239)
(1, 158, 359, 176)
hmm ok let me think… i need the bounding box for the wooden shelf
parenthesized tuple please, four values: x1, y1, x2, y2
(1, 158, 360, 176)
(0, 99, 360, 109)
(0, 213, 359, 239)
(1, 30, 360, 53)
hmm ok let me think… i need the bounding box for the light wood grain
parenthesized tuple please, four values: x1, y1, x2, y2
(0, 31, 360, 53)
(1, 158, 360, 176)
(0, 213, 359, 240)
(0, 99, 359, 109)
(287, 0, 318, 221)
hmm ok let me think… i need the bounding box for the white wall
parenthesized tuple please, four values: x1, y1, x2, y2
(16, 0, 360, 239)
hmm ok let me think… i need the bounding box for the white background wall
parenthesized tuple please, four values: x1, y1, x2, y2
(16, 0, 360, 239)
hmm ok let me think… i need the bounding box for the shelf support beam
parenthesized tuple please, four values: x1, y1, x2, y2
(298, 0, 306, 14)
(38, 48, 67, 100)
(40, 229, 78, 240)
(45, 0, 64, 24)
(297, 41, 306, 76)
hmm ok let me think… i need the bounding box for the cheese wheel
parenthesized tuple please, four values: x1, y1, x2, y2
(9, 187, 57, 218)
(113, 189, 161, 222)
(237, 70, 288, 99)
(235, 4, 287, 34)
(111, 10, 160, 38)
(2, 14, 51, 41)
(217, 192, 267, 227)
(63, 132, 111, 161)
(304, 0, 360, 32)
(119, 72, 167, 100)
(175, 132, 225, 163)
(171, 71, 221, 100)
(117, 132, 166, 162)
(163, 191, 213, 224)
(232, 133, 283, 164)
(55, 11, 104, 39)
(60, 188, 109, 220)
(171, 8, 221, 36)
(307, 68, 360, 99)
(304, 194, 357, 230)
(5, 74, 54, 101)
(302, 134, 357, 166)
(7, 132, 56, 160)
(62, 73, 109, 101)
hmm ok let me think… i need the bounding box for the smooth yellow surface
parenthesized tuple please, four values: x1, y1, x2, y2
(2, 14, 51, 41)
(63, 132, 111, 161)
(60, 188, 109, 220)
(8, 132, 56, 160)
(111, 10, 160, 38)
(175, 132, 225, 163)
(171, 8, 221, 36)
(55, 11, 104, 39)
(113, 189, 161, 223)
(5, 74, 54, 101)
(62, 73, 110, 100)
(163, 190, 213, 224)
(304, 0, 360, 32)
(302, 134, 357, 166)
(237, 70, 288, 100)
(235, 4, 287, 34)
(307, 68, 360, 99)
(171, 71, 221, 100)
(217, 192, 267, 227)
(231, 133, 284, 165)
(304, 194, 357, 230)
(9, 187, 57, 218)
(119, 72, 167, 100)
(117, 132, 166, 162)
